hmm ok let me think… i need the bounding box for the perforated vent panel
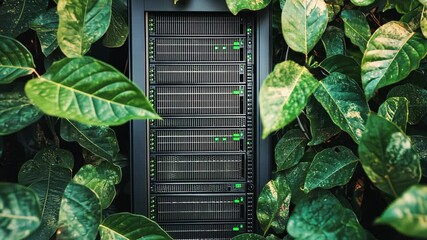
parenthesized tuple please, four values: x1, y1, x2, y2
(162, 223, 246, 240)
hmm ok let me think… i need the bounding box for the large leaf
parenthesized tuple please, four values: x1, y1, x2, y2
(260, 60, 319, 138)
(420, 0, 427, 6)
(0, 35, 35, 83)
(421, 7, 427, 38)
(0, 87, 43, 135)
(411, 135, 427, 177)
(281, 0, 328, 54)
(387, 84, 427, 124)
(361, 21, 427, 99)
(232, 234, 265, 240)
(25, 57, 160, 126)
(0, 183, 41, 240)
(350, 0, 375, 7)
(56, 183, 101, 240)
(99, 213, 172, 240)
(319, 54, 361, 83)
(275, 129, 308, 171)
(103, 0, 128, 48)
(321, 26, 345, 58)
(378, 97, 409, 132)
(314, 72, 369, 143)
(29, 8, 59, 57)
(376, 185, 427, 238)
(0, 0, 49, 37)
(60, 119, 119, 160)
(18, 148, 73, 240)
(304, 146, 358, 193)
(257, 175, 291, 235)
(280, 162, 310, 204)
(341, 10, 372, 52)
(57, 0, 112, 57)
(73, 161, 122, 209)
(358, 114, 421, 197)
(225, 0, 271, 15)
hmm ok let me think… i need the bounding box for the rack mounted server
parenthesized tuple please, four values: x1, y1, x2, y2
(130, 1, 271, 239)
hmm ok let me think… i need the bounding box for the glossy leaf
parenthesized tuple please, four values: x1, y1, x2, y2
(361, 21, 427, 99)
(321, 26, 345, 57)
(225, 0, 271, 15)
(275, 129, 308, 171)
(0, 87, 43, 135)
(103, 0, 128, 48)
(57, 183, 101, 240)
(319, 54, 361, 82)
(376, 185, 427, 238)
(341, 10, 372, 52)
(257, 175, 291, 235)
(281, 0, 328, 54)
(0, 35, 35, 83)
(401, 7, 422, 31)
(25, 57, 160, 126)
(0, 183, 41, 240)
(421, 7, 427, 38)
(260, 60, 319, 138)
(280, 162, 310, 204)
(314, 72, 369, 143)
(387, 0, 421, 14)
(29, 8, 59, 57)
(378, 97, 409, 132)
(99, 213, 172, 240)
(57, 0, 112, 57)
(73, 161, 122, 209)
(60, 119, 119, 160)
(304, 146, 358, 192)
(326, 2, 341, 22)
(0, 0, 49, 37)
(350, 0, 374, 6)
(387, 84, 427, 124)
(411, 135, 427, 177)
(358, 114, 421, 197)
(232, 234, 265, 240)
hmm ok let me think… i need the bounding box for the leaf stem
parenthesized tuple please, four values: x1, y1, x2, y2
(384, 175, 398, 198)
(297, 115, 310, 140)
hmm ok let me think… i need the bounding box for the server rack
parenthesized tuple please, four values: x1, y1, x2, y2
(130, 1, 271, 239)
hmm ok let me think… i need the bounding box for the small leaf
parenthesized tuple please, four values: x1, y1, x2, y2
(225, 0, 272, 15)
(103, 0, 128, 48)
(314, 72, 369, 143)
(361, 21, 427, 99)
(387, 0, 421, 14)
(321, 26, 345, 58)
(0, 87, 43, 136)
(257, 175, 291, 235)
(57, 183, 101, 240)
(411, 135, 427, 177)
(260, 60, 319, 138)
(376, 185, 427, 238)
(400, 7, 422, 31)
(350, 0, 375, 6)
(57, 0, 112, 57)
(280, 162, 310, 204)
(378, 97, 409, 132)
(358, 114, 421, 197)
(282, 0, 329, 54)
(304, 146, 358, 193)
(73, 161, 122, 209)
(99, 213, 172, 240)
(387, 84, 427, 124)
(0, 35, 35, 83)
(232, 233, 265, 240)
(275, 129, 308, 171)
(341, 10, 372, 52)
(420, 7, 427, 37)
(319, 54, 361, 83)
(0, 183, 41, 240)
(60, 119, 119, 160)
(29, 8, 59, 57)
(25, 56, 160, 126)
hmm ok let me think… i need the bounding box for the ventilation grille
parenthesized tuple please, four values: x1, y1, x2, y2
(161, 223, 246, 240)
(152, 183, 246, 193)
(153, 155, 244, 181)
(152, 117, 246, 128)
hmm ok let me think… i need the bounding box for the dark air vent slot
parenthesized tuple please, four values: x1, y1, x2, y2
(152, 183, 246, 193)
(152, 117, 246, 128)
(161, 223, 246, 240)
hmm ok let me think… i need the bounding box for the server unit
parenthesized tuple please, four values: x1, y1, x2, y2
(130, 1, 271, 239)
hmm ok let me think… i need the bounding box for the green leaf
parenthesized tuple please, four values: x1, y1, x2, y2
(275, 129, 308, 171)
(341, 10, 372, 52)
(60, 119, 119, 160)
(350, 0, 375, 6)
(73, 161, 121, 209)
(387, 84, 427, 124)
(361, 21, 427, 99)
(325, 2, 341, 22)
(280, 162, 310, 204)
(421, 7, 427, 38)
(420, 0, 427, 6)
(281, 0, 328, 54)
(358, 114, 421, 197)
(225, 0, 272, 15)
(103, 0, 128, 48)
(319, 54, 361, 83)
(0, 87, 43, 136)
(0, 183, 41, 240)
(0, 0, 49, 37)
(321, 26, 345, 58)
(387, 0, 421, 14)
(232, 233, 265, 240)
(314, 72, 369, 143)
(57, 182, 101, 240)
(29, 8, 59, 57)
(376, 185, 427, 238)
(378, 97, 409, 132)
(411, 135, 427, 177)
(400, 7, 422, 31)
(18, 148, 73, 240)
(99, 213, 172, 240)
(57, 0, 112, 57)
(260, 60, 319, 138)
(257, 175, 291, 235)
(0, 35, 35, 83)
(304, 146, 358, 193)
(25, 56, 160, 126)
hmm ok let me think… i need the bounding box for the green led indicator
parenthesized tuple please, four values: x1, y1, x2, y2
(222, 46, 227, 50)
(222, 137, 227, 141)
(232, 90, 240, 94)
(233, 41, 240, 45)
(235, 183, 242, 188)
(214, 46, 219, 50)
(233, 227, 240, 231)
(240, 224, 244, 228)
(240, 197, 244, 202)
(233, 46, 240, 50)
(214, 137, 219, 141)
(233, 137, 240, 141)
(233, 133, 240, 137)
(234, 199, 240, 203)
